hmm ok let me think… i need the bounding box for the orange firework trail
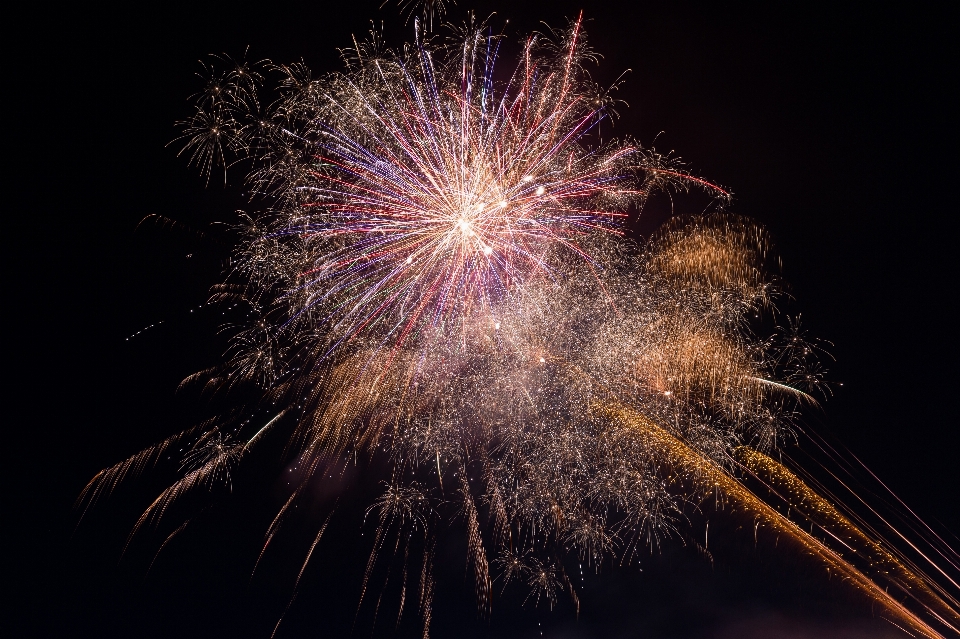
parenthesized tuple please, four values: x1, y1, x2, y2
(597, 400, 956, 639)
(737, 447, 960, 634)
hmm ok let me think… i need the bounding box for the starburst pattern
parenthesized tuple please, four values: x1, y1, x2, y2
(77, 17, 959, 639)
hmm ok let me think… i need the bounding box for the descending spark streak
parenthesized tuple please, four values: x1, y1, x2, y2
(245, 410, 288, 450)
(803, 433, 960, 590)
(74, 419, 214, 526)
(271, 508, 337, 639)
(736, 447, 960, 633)
(597, 401, 949, 639)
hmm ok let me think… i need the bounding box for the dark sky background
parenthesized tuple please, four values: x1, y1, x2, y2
(7, 1, 958, 638)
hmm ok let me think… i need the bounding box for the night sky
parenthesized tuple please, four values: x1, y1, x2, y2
(8, 1, 958, 637)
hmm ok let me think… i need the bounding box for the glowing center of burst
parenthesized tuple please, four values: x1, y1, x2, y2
(452, 216, 495, 256)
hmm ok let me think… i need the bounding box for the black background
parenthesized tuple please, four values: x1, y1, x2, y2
(7, 1, 958, 637)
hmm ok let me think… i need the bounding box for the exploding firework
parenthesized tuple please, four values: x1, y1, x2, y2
(78, 15, 958, 638)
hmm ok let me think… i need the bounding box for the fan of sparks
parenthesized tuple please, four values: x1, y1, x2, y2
(78, 16, 959, 639)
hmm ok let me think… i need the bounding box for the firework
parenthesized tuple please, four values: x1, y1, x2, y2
(78, 16, 957, 638)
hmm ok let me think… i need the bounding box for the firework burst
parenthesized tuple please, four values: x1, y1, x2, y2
(79, 15, 958, 638)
